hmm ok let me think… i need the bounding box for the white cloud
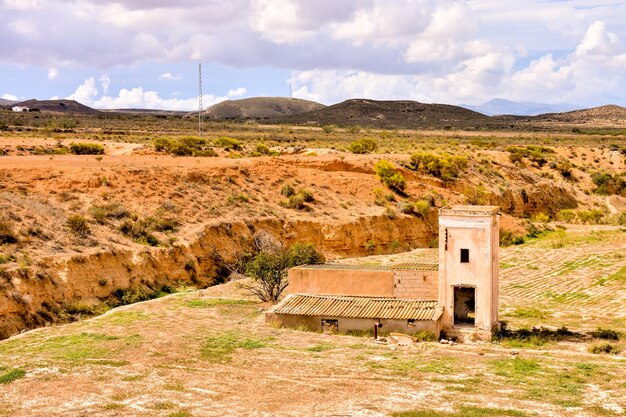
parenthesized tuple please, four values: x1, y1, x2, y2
(8, 18, 38, 35)
(64, 76, 227, 110)
(3, 0, 38, 11)
(93, 88, 227, 110)
(2, 1, 626, 106)
(100, 74, 110, 94)
(67, 77, 98, 103)
(250, 0, 316, 44)
(1, 93, 18, 100)
(47, 67, 58, 80)
(159, 72, 181, 80)
(227, 87, 247, 97)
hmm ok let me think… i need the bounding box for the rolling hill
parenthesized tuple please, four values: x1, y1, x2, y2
(271, 98, 493, 129)
(201, 97, 325, 120)
(531, 105, 626, 125)
(2, 99, 101, 115)
(0, 98, 17, 105)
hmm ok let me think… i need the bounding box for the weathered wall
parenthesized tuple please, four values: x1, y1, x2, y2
(392, 270, 438, 300)
(288, 269, 395, 297)
(265, 312, 439, 335)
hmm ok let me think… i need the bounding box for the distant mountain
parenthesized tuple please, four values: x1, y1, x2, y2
(201, 97, 325, 120)
(2, 99, 101, 115)
(272, 98, 495, 129)
(462, 98, 580, 116)
(0, 98, 17, 105)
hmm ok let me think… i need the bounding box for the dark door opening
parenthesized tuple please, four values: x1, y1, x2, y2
(454, 287, 475, 325)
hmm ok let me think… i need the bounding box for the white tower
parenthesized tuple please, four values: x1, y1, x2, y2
(438, 206, 500, 339)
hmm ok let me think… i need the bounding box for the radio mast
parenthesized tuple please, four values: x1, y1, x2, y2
(198, 63, 203, 136)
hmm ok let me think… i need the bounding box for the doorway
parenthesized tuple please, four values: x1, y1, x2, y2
(453, 287, 476, 325)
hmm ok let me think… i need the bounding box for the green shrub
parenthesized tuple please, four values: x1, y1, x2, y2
(69, 142, 104, 155)
(590, 328, 622, 341)
(348, 138, 378, 154)
(555, 159, 573, 178)
(66, 215, 90, 238)
(168, 141, 193, 156)
(588, 342, 621, 354)
(400, 201, 414, 214)
(281, 188, 314, 210)
(321, 125, 336, 134)
(409, 152, 468, 182)
(0, 217, 18, 244)
(618, 211, 626, 226)
(374, 160, 406, 192)
(413, 200, 430, 218)
(153, 137, 173, 152)
(256, 142, 271, 155)
(0, 368, 26, 384)
(193, 149, 218, 157)
(532, 213, 550, 223)
(557, 209, 577, 223)
(506, 146, 554, 167)
(90, 203, 129, 224)
(280, 184, 295, 197)
(154, 137, 217, 157)
(591, 172, 626, 196)
(577, 209, 605, 224)
(299, 189, 314, 202)
(214, 136, 241, 150)
(119, 219, 159, 246)
(283, 194, 306, 210)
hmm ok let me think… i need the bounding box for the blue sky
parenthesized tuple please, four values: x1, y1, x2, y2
(1, 0, 626, 110)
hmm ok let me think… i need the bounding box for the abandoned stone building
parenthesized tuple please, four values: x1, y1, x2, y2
(266, 205, 501, 340)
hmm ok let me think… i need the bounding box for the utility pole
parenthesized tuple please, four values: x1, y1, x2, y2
(198, 63, 203, 136)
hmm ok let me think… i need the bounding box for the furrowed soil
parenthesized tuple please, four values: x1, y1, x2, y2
(0, 227, 624, 417)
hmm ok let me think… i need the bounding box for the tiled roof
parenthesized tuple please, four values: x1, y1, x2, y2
(296, 262, 438, 272)
(272, 294, 440, 321)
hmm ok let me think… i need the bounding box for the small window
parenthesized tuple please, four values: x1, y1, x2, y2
(460, 248, 470, 263)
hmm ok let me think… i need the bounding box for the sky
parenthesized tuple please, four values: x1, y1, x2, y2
(1, 0, 626, 110)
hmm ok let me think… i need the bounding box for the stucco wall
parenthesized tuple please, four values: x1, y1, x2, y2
(266, 312, 440, 336)
(393, 270, 438, 299)
(288, 268, 395, 296)
(438, 212, 499, 333)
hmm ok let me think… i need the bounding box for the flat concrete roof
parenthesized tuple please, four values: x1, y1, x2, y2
(439, 205, 500, 216)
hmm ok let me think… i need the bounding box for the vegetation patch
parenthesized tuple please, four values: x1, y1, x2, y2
(393, 406, 528, 417)
(588, 342, 622, 355)
(408, 152, 468, 182)
(69, 142, 105, 155)
(200, 331, 269, 363)
(374, 160, 406, 192)
(0, 368, 26, 385)
(348, 138, 378, 154)
(185, 298, 253, 308)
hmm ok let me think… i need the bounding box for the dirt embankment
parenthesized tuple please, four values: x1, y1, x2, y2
(0, 214, 438, 339)
(0, 150, 596, 339)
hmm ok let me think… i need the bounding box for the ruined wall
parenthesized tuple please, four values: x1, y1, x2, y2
(393, 270, 438, 300)
(265, 313, 440, 335)
(288, 268, 394, 297)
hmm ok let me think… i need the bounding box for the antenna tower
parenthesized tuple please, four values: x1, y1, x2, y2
(198, 63, 203, 136)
